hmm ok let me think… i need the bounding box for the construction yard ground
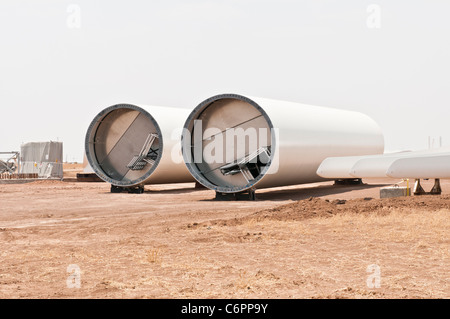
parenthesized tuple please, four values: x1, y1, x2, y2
(0, 164, 448, 298)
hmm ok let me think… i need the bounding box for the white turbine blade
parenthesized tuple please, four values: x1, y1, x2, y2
(387, 154, 450, 179)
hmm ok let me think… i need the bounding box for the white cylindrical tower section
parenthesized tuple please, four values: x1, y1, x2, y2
(85, 104, 194, 187)
(182, 94, 384, 193)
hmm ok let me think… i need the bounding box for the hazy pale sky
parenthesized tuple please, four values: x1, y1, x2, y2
(1, 0, 449, 162)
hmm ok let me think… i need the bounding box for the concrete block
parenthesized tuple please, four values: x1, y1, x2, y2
(380, 186, 410, 199)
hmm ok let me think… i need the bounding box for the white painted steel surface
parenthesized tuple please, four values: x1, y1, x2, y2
(182, 94, 385, 193)
(85, 104, 194, 187)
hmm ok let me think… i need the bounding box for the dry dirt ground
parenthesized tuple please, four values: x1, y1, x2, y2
(0, 164, 448, 299)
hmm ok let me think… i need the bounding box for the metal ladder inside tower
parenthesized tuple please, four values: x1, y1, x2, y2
(126, 133, 159, 170)
(219, 147, 271, 183)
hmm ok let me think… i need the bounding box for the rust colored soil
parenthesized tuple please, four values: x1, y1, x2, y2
(0, 173, 448, 298)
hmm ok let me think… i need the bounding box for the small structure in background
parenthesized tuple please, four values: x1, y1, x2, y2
(19, 141, 63, 180)
(0, 151, 27, 180)
(0, 151, 19, 174)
